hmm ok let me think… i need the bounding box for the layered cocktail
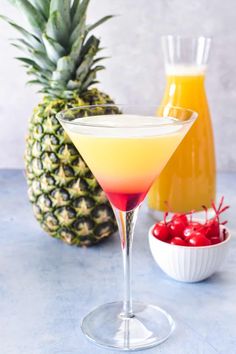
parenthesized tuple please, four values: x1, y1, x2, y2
(57, 105, 197, 351)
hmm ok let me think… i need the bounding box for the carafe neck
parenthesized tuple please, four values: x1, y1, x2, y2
(162, 35, 211, 79)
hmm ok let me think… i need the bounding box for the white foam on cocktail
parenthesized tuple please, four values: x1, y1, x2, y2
(67, 115, 185, 138)
(165, 64, 206, 76)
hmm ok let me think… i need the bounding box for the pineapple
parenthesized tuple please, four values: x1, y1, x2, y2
(1, 0, 118, 246)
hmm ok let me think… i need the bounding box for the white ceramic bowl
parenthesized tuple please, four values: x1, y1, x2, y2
(149, 223, 231, 282)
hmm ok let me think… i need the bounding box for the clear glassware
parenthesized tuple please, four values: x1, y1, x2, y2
(57, 105, 197, 351)
(148, 36, 216, 218)
(162, 35, 211, 69)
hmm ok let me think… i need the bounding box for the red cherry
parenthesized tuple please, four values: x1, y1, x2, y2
(183, 223, 202, 240)
(152, 222, 169, 242)
(191, 221, 203, 228)
(210, 236, 221, 245)
(205, 219, 220, 238)
(170, 237, 188, 246)
(202, 197, 229, 240)
(172, 213, 188, 226)
(168, 219, 186, 238)
(188, 231, 211, 246)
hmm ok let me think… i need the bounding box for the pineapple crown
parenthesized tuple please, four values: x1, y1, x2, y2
(1, 0, 113, 99)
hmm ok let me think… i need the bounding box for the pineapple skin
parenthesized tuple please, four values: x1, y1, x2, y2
(25, 88, 117, 246)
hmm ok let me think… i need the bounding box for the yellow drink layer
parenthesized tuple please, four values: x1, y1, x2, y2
(64, 115, 191, 195)
(148, 66, 216, 213)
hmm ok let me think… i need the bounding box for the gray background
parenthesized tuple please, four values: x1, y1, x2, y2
(0, 0, 235, 170)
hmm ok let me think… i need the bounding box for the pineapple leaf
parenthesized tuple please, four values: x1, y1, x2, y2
(42, 33, 66, 63)
(16, 56, 52, 79)
(12, 0, 46, 35)
(26, 79, 42, 86)
(16, 57, 38, 66)
(87, 15, 114, 32)
(12, 38, 34, 51)
(69, 13, 86, 47)
(88, 80, 99, 86)
(72, 0, 89, 30)
(30, 50, 55, 71)
(11, 43, 25, 52)
(15, 56, 41, 70)
(76, 37, 99, 82)
(27, 75, 48, 85)
(81, 66, 104, 91)
(44, 87, 74, 99)
(28, 0, 50, 19)
(46, 10, 69, 48)
(92, 65, 105, 72)
(27, 67, 51, 82)
(80, 35, 99, 55)
(67, 80, 81, 90)
(93, 56, 109, 64)
(57, 56, 74, 74)
(14, 41, 54, 71)
(0, 15, 43, 50)
(70, 33, 85, 62)
(52, 56, 75, 83)
(50, 0, 71, 32)
(71, 0, 80, 17)
(1, 0, 114, 99)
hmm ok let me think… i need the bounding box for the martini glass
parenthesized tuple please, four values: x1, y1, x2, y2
(57, 105, 197, 351)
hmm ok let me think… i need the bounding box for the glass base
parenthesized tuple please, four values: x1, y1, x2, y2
(148, 207, 215, 222)
(81, 301, 175, 351)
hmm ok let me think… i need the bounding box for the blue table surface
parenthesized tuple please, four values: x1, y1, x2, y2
(0, 170, 235, 354)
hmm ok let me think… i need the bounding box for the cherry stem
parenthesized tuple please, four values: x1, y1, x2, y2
(189, 210, 195, 223)
(211, 201, 218, 216)
(210, 197, 230, 225)
(218, 205, 229, 214)
(202, 205, 208, 223)
(163, 211, 168, 225)
(217, 196, 224, 213)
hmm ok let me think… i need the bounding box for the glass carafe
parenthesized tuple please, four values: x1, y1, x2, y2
(148, 35, 216, 215)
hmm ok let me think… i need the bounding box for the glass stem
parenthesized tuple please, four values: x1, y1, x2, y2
(113, 207, 139, 318)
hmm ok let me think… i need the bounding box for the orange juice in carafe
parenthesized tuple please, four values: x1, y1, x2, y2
(148, 36, 216, 214)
